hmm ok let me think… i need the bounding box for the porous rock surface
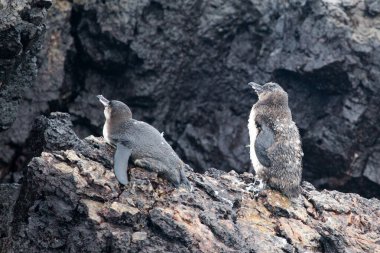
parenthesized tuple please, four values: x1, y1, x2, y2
(1, 112, 379, 253)
(0, 0, 51, 131)
(0, 0, 67, 179)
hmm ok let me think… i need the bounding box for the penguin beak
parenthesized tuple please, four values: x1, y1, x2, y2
(97, 95, 110, 106)
(248, 82, 263, 94)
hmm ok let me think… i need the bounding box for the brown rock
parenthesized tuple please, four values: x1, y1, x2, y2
(1, 113, 379, 252)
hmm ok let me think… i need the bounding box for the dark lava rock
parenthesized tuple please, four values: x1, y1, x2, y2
(0, 112, 379, 253)
(0, 183, 21, 242)
(0, 0, 51, 131)
(1, 0, 380, 198)
(0, 0, 71, 179)
(365, 0, 380, 16)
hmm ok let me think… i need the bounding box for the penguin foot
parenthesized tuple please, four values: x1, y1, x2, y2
(134, 159, 151, 169)
(180, 181, 193, 192)
(134, 158, 188, 190)
(134, 158, 169, 176)
(171, 179, 193, 192)
(179, 168, 193, 192)
(245, 177, 266, 196)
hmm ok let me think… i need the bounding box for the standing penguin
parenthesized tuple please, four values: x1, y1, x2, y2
(248, 82, 303, 198)
(97, 95, 192, 191)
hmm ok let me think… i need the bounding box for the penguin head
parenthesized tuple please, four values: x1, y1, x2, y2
(249, 82, 288, 103)
(97, 95, 132, 121)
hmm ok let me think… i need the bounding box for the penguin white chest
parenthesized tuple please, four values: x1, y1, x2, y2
(103, 122, 111, 144)
(248, 108, 266, 175)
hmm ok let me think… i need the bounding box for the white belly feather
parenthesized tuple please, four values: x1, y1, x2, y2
(103, 122, 111, 144)
(248, 108, 266, 175)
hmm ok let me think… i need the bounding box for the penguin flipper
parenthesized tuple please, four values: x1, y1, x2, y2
(255, 123, 275, 167)
(114, 143, 131, 185)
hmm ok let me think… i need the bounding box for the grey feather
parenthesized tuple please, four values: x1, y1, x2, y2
(248, 82, 303, 198)
(98, 97, 192, 190)
(255, 123, 275, 168)
(114, 143, 131, 185)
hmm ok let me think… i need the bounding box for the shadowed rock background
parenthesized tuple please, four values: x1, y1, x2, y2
(1, 0, 380, 198)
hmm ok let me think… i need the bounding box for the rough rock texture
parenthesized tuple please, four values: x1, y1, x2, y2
(1, 0, 380, 198)
(0, 0, 69, 179)
(1, 112, 380, 253)
(0, 183, 21, 242)
(0, 0, 51, 131)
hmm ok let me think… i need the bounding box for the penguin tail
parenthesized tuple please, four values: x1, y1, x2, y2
(284, 185, 301, 199)
(269, 177, 301, 199)
(180, 165, 193, 192)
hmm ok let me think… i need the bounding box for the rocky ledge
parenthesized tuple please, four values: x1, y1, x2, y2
(1, 112, 379, 253)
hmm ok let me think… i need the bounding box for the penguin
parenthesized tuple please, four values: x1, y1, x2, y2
(247, 82, 303, 198)
(97, 95, 192, 191)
